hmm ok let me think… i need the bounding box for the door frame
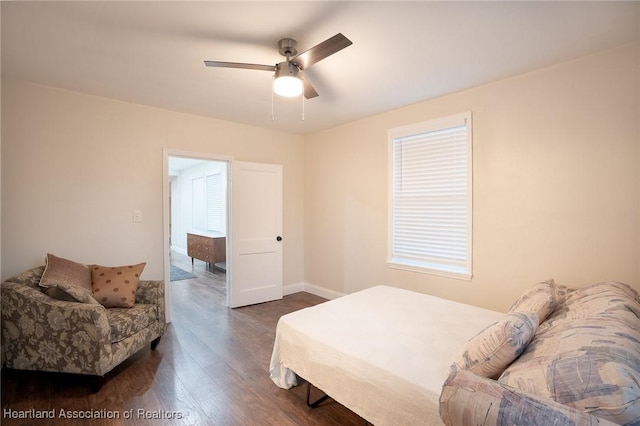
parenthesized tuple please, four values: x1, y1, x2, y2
(162, 148, 233, 321)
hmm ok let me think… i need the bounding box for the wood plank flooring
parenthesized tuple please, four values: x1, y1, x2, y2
(1, 253, 364, 425)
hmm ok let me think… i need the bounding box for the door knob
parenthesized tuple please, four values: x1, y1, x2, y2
(276, 236, 283, 242)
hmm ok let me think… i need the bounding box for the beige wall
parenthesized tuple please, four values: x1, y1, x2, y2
(1, 80, 305, 285)
(304, 43, 640, 312)
(2, 44, 639, 313)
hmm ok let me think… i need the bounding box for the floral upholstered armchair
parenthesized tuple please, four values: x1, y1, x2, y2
(1, 259, 166, 385)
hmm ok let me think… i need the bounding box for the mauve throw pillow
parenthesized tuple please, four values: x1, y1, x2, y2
(45, 282, 101, 305)
(39, 253, 92, 292)
(91, 263, 146, 308)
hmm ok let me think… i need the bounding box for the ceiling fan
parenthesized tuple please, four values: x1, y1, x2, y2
(204, 33, 352, 99)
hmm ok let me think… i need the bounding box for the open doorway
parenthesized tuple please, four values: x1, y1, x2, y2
(163, 150, 284, 316)
(164, 151, 231, 313)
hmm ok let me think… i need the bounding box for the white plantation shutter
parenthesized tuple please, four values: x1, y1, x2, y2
(389, 112, 472, 279)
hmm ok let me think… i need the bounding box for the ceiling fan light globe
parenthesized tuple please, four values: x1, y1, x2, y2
(274, 75, 303, 97)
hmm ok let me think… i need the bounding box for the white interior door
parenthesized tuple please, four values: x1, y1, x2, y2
(229, 161, 283, 308)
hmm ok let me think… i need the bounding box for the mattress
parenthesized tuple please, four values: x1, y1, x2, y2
(269, 285, 504, 425)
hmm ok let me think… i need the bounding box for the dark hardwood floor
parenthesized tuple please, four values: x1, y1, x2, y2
(1, 252, 364, 425)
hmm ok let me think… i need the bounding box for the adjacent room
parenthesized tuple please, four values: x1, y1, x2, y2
(1, 1, 639, 425)
(168, 156, 227, 297)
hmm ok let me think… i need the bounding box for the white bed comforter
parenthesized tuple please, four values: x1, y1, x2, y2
(269, 285, 503, 426)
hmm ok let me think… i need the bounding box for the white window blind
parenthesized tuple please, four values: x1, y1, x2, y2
(389, 112, 472, 280)
(192, 176, 206, 231)
(206, 173, 224, 232)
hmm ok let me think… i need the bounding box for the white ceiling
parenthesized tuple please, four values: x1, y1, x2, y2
(2, 1, 638, 135)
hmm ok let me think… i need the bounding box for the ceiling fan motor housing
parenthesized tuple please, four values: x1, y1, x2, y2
(277, 38, 298, 57)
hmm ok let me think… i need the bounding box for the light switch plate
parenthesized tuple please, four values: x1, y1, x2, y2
(133, 209, 143, 223)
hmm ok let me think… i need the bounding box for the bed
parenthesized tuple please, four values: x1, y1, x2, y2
(269, 285, 504, 425)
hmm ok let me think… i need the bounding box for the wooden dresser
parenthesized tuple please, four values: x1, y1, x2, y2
(187, 231, 226, 268)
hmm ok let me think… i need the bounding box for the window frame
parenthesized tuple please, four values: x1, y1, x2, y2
(387, 112, 473, 281)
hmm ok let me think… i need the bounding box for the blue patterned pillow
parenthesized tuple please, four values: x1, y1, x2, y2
(452, 311, 538, 379)
(509, 280, 557, 324)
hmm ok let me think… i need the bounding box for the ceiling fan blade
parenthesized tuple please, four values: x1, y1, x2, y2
(291, 33, 352, 70)
(204, 61, 276, 72)
(299, 73, 319, 99)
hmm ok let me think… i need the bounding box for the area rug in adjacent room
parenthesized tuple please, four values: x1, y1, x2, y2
(170, 264, 196, 281)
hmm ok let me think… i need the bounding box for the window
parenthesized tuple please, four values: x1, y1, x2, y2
(192, 176, 206, 231)
(192, 170, 226, 233)
(206, 172, 225, 232)
(388, 112, 472, 280)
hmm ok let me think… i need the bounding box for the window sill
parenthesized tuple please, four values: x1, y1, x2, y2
(387, 260, 472, 281)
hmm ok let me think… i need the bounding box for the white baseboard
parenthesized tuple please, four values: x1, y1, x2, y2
(284, 282, 345, 300)
(283, 282, 304, 296)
